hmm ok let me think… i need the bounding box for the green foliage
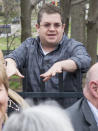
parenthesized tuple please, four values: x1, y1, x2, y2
(3, 0, 20, 22)
(9, 75, 22, 91)
(0, 16, 5, 24)
(0, 12, 4, 16)
(32, 27, 37, 33)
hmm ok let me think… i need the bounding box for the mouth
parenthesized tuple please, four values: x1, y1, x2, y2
(47, 34, 56, 36)
(47, 34, 57, 39)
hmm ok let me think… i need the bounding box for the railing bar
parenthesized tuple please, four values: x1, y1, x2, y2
(17, 92, 83, 98)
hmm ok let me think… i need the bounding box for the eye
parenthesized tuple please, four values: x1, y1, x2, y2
(54, 23, 62, 28)
(44, 23, 51, 28)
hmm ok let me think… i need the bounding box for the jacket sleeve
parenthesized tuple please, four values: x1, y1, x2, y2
(68, 39, 91, 73)
(4, 38, 34, 69)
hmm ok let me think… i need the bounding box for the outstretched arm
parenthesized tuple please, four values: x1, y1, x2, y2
(5, 58, 24, 78)
(40, 59, 77, 82)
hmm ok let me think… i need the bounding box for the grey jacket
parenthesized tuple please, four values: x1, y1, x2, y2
(66, 98, 98, 131)
(5, 34, 91, 93)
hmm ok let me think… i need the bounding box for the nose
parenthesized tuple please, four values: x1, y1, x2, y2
(49, 24, 55, 30)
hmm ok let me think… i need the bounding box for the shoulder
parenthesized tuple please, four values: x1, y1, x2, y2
(63, 34, 83, 45)
(66, 98, 89, 131)
(25, 37, 35, 43)
(22, 37, 39, 48)
(67, 38, 84, 49)
(62, 35, 85, 51)
(66, 97, 84, 116)
(65, 98, 87, 130)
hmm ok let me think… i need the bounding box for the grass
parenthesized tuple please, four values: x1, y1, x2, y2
(0, 36, 21, 50)
(9, 75, 22, 91)
(0, 17, 37, 91)
(0, 16, 5, 24)
(0, 36, 21, 90)
(0, 10, 38, 91)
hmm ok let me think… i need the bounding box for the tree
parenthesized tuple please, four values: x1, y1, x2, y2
(3, 0, 20, 23)
(43, 0, 45, 4)
(2, 0, 20, 52)
(71, 0, 86, 44)
(86, 0, 98, 64)
(21, 0, 42, 42)
(20, 0, 31, 42)
(60, 0, 71, 35)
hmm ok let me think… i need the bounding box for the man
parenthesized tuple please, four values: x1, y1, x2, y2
(66, 63, 98, 131)
(5, 4, 91, 107)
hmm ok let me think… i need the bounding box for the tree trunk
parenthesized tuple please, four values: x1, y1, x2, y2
(71, 0, 86, 44)
(21, 0, 42, 42)
(43, 0, 45, 4)
(86, 0, 98, 65)
(60, 0, 71, 35)
(21, 0, 32, 42)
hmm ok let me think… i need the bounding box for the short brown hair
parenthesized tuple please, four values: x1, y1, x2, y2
(37, 4, 64, 25)
(0, 61, 9, 92)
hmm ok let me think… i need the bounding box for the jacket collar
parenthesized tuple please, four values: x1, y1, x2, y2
(82, 98, 98, 131)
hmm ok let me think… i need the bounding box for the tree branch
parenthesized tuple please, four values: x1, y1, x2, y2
(71, 0, 87, 5)
(31, 0, 43, 9)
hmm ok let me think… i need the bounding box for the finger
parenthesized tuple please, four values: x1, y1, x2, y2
(58, 70, 62, 73)
(16, 70, 24, 78)
(52, 72, 56, 76)
(40, 74, 45, 77)
(40, 72, 52, 78)
(40, 72, 49, 77)
(43, 76, 51, 82)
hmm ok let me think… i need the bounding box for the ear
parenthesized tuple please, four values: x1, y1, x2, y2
(36, 24, 40, 33)
(62, 24, 65, 32)
(89, 81, 98, 98)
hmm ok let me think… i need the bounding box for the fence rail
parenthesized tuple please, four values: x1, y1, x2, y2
(18, 92, 83, 99)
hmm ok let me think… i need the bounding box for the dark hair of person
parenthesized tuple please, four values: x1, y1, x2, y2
(37, 4, 64, 25)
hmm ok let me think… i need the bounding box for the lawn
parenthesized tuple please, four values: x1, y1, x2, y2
(0, 36, 21, 50)
(0, 36, 22, 91)
(9, 76, 22, 91)
(0, 9, 38, 91)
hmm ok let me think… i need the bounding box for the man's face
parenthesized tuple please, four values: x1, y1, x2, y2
(36, 13, 65, 48)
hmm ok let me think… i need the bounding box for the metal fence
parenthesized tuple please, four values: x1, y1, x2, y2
(18, 92, 83, 99)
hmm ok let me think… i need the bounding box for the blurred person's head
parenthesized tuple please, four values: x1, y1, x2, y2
(36, 4, 65, 50)
(3, 100, 74, 131)
(83, 63, 98, 109)
(0, 61, 9, 130)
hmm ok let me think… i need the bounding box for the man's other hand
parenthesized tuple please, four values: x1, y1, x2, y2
(5, 58, 24, 78)
(40, 62, 62, 82)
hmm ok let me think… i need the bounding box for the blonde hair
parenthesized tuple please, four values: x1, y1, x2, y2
(0, 50, 9, 91)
